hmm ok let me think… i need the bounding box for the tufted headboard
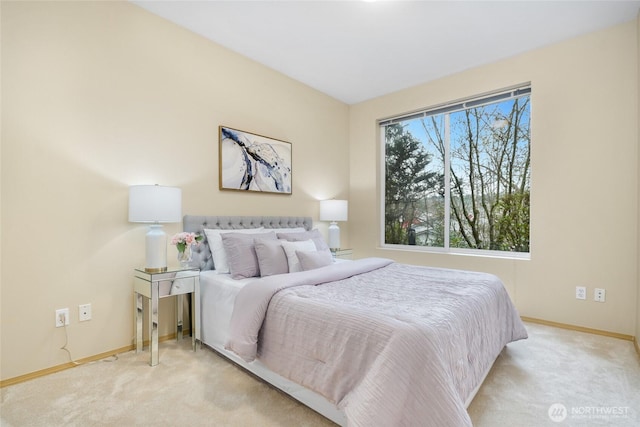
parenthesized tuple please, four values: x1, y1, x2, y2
(183, 215, 313, 271)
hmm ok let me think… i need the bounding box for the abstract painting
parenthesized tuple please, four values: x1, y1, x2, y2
(219, 126, 292, 194)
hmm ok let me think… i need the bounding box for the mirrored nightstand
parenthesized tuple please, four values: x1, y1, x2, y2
(133, 267, 200, 366)
(332, 249, 353, 260)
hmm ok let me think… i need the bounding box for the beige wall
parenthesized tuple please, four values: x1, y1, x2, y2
(350, 21, 639, 336)
(1, 1, 349, 381)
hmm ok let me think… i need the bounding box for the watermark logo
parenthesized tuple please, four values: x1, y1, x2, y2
(548, 403, 567, 422)
(548, 403, 630, 422)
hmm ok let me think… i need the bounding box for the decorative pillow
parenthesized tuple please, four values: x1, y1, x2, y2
(277, 229, 330, 252)
(221, 232, 277, 279)
(203, 227, 264, 273)
(297, 250, 333, 271)
(254, 239, 289, 277)
(281, 239, 317, 273)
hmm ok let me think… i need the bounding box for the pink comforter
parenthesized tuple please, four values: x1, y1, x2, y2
(226, 258, 527, 426)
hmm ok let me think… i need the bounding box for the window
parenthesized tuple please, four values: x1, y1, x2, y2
(381, 85, 531, 256)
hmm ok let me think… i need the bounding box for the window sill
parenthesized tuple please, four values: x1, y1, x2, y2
(379, 244, 531, 261)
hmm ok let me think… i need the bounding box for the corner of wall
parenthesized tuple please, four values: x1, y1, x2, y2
(636, 9, 640, 353)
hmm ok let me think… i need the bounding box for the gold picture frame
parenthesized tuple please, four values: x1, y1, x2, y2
(219, 126, 292, 195)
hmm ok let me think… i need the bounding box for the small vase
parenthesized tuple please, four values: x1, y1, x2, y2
(177, 246, 192, 268)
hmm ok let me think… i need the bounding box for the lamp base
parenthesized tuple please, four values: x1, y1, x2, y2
(144, 266, 168, 273)
(145, 224, 168, 273)
(327, 221, 341, 251)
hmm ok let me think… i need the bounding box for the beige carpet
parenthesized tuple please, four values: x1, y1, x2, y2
(1, 322, 639, 426)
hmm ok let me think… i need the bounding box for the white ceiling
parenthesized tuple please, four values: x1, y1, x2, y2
(132, 0, 640, 104)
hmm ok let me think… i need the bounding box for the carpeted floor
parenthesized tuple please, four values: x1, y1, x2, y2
(1, 322, 639, 426)
(468, 323, 640, 426)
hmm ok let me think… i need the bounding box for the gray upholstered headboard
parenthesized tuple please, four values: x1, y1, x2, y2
(183, 215, 313, 271)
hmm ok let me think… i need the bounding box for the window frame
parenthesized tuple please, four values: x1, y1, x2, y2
(379, 84, 531, 260)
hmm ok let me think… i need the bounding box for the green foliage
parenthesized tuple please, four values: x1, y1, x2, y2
(385, 221, 408, 246)
(494, 191, 530, 252)
(384, 124, 442, 244)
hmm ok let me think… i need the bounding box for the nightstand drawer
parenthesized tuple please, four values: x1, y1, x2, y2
(170, 276, 195, 295)
(134, 271, 197, 298)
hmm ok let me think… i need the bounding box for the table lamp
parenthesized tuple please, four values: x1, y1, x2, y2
(129, 185, 182, 272)
(320, 199, 348, 251)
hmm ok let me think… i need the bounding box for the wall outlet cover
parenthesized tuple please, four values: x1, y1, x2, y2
(55, 308, 69, 327)
(79, 303, 91, 321)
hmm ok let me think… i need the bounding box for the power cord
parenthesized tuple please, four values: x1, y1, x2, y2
(59, 318, 119, 364)
(60, 323, 80, 366)
(102, 354, 119, 362)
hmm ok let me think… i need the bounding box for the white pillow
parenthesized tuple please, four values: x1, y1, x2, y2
(281, 239, 317, 273)
(203, 227, 264, 273)
(297, 250, 333, 271)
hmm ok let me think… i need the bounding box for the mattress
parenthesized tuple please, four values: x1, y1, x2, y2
(199, 271, 253, 349)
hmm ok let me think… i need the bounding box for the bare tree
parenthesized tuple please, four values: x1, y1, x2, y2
(421, 96, 530, 251)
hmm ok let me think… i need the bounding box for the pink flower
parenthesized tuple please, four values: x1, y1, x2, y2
(171, 232, 203, 249)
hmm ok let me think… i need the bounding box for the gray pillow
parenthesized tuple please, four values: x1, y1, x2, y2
(221, 232, 277, 279)
(297, 250, 333, 271)
(276, 229, 330, 252)
(203, 227, 265, 273)
(254, 239, 289, 277)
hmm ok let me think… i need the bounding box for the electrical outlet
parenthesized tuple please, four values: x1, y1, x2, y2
(79, 303, 91, 322)
(55, 308, 69, 327)
(594, 288, 606, 302)
(575, 286, 586, 300)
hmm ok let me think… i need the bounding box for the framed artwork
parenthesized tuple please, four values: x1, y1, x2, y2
(219, 126, 292, 195)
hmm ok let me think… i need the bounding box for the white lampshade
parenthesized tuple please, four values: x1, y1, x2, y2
(319, 199, 348, 222)
(320, 199, 348, 250)
(128, 185, 182, 223)
(129, 185, 182, 273)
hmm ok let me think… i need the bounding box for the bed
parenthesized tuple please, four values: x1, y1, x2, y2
(183, 215, 527, 427)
